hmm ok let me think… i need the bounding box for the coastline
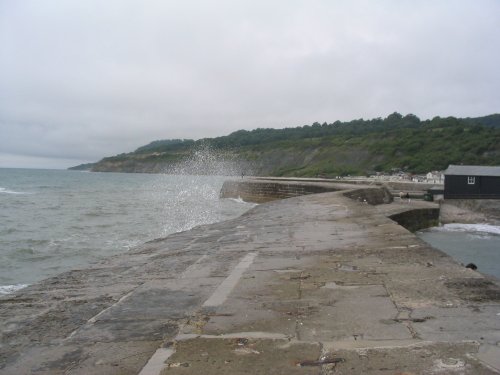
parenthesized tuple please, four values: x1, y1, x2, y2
(1, 182, 499, 374)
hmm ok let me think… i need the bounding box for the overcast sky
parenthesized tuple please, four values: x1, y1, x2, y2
(1, 1, 499, 169)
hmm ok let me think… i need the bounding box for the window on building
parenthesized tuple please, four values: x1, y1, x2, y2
(467, 176, 475, 185)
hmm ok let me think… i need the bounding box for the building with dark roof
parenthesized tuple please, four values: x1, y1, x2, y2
(444, 165, 500, 199)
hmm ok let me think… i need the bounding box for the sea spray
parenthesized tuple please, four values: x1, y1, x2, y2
(0, 284, 28, 295)
(0, 168, 255, 292)
(165, 142, 254, 177)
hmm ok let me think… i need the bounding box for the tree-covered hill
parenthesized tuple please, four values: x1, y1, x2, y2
(85, 113, 500, 176)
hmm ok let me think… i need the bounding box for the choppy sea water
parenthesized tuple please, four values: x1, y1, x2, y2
(0, 168, 255, 294)
(417, 223, 500, 279)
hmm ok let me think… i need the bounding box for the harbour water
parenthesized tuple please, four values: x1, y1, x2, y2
(417, 223, 500, 279)
(0, 168, 255, 293)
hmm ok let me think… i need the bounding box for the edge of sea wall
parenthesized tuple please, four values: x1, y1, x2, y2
(220, 179, 344, 203)
(221, 178, 441, 232)
(219, 178, 406, 204)
(222, 178, 500, 227)
(221, 177, 436, 203)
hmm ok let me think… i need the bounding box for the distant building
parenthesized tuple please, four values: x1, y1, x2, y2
(444, 165, 500, 199)
(426, 171, 443, 183)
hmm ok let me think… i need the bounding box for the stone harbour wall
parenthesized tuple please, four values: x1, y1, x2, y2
(440, 199, 500, 224)
(221, 177, 437, 203)
(389, 208, 440, 232)
(221, 178, 445, 233)
(220, 179, 344, 203)
(342, 187, 393, 205)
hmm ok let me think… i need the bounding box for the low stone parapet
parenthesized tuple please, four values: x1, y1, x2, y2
(220, 179, 344, 203)
(389, 208, 440, 232)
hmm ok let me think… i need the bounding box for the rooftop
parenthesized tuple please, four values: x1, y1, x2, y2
(445, 164, 500, 177)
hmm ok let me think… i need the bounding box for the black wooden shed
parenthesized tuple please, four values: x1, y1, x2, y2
(444, 165, 500, 199)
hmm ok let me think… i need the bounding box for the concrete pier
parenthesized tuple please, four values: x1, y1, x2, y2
(1, 183, 499, 374)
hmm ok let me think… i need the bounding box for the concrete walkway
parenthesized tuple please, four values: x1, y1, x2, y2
(1, 189, 499, 374)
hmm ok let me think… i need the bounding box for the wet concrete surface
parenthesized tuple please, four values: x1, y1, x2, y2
(1, 187, 500, 374)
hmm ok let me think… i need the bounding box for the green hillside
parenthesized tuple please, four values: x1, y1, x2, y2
(86, 113, 500, 176)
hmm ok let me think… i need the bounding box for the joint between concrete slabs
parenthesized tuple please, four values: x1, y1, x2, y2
(138, 347, 175, 375)
(202, 252, 258, 307)
(64, 289, 139, 341)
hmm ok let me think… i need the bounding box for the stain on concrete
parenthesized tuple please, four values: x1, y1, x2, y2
(445, 278, 500, 302)
(161, 338, 321, 375)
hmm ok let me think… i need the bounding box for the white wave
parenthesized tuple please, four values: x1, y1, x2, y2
(432, 223, 500, 236)
(0, 284, 28, 295)
(0, 187, 30, 195)
(227, 196, 258, 206)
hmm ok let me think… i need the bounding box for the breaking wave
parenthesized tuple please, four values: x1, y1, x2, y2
(228, 196, 258, 206)
(0, 284, 28, 295)
(429, 223, 500, 236)
(0, 187, 30, 195)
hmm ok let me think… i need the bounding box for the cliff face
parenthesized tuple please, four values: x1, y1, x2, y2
(78, 113, 500, 176)
(91, 151, 247, 175)
(91, 159, 169, 173)
(68, 163, 95, 171)
(89, 145, 375, 177)
(243, 145, 375, 176)
(90, 151, 185, 173)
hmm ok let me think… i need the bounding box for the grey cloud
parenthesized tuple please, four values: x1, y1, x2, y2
(1, 0, 499, 168)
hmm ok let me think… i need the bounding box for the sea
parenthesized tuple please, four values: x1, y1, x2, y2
(0, 168, 255, 294)
(417, 223, 500, 280)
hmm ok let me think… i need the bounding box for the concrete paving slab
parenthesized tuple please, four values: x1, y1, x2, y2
(69, 318, 178, 343)
(0, 340, 160, 375)
(159, 338, 321, 375)
(297, 284, 412, 341)
(477, 344, 500, 373)
(411, 305, 500, 344)
(322, 341, 498, 375)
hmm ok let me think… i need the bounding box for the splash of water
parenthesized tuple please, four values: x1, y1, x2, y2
(165, 143, 253, 176)
(0, 284, 28, 295)
(430, 223, 500, 236)
(0, 170, 256, 293)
